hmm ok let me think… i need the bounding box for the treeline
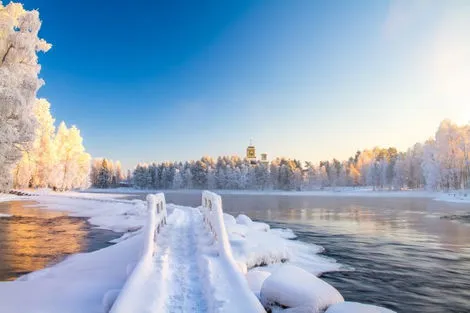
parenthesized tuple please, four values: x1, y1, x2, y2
(13, 99, 90, 191)
(129, 119, 470, 192)
(90, 158, 128, 188)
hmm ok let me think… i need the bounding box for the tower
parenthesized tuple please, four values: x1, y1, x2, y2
(246, 140, 256, 164)
(260, 153, 269, 166)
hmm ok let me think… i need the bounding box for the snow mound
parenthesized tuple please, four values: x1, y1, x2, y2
(102, 289, 120, 313)
(236, 214, 270, 232)
(246, 270, 271, 299)
(224, 213, 237, 226)
(325, 302, 396, 313)
(260, 265, 344, 312)
(227, 221, 289, 268)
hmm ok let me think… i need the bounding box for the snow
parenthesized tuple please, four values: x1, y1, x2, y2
(0, 193, 25, 203)
(246, 270, 271, 299)
(200, 191, 265, 312)
(434, 191, 470, 204)
(270, 228, 297, 239)
(0, 229, 142, 313)
(260, 265, 344, 313)
(0, 213, 12, 218)
(227, 216, 342, 275)
(110, 193, 167, 313)
(81, 187, 437, 198)
(236, 214, 270, 232)
(325, 302, 396, 313)
(0, 191, 345, 313)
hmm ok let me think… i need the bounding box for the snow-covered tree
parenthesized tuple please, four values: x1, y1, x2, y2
(52, 123, 90, 190)
(95, 159, 112, 188)
(0, 2, 51, 190)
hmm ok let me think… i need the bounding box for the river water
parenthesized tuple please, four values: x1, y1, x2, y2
(0, 200, 119, 281)
(162, 191, 470, 313)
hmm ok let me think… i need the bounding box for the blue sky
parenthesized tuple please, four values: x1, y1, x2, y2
(24, 0, 470, 170)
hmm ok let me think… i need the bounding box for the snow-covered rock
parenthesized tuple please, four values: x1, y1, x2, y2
(246, 270, 271, 299)
(325, 302, 396, 313)
(260, 265, 344, 312)
(224, 213, 237, 226)
(236, 214, 253, 225)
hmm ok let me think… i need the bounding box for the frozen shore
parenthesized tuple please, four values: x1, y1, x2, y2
(0, 191, 342, 313)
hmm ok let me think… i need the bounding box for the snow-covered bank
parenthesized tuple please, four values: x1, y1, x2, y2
(81, 187, 438, 198)
(434, 191, 470, 204)
(0, 191, 342, 313)
(0, 193, 27, 203)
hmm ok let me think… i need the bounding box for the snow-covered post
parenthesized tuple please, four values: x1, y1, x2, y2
(201, 191, 233, 259)
(201, 191, 266, 313)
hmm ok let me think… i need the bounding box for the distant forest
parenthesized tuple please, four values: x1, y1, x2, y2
(92, 120, 470, 192)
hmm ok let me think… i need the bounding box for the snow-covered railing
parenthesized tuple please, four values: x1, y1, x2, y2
(201, 191, 266, 313)
(109, 193, 167, 313)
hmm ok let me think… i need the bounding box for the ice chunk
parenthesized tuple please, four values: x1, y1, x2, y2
(260, 265, 344, 312)
(325, 302, 396, 313)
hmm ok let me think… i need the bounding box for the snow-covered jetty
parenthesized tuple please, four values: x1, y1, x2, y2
(109, 191, 264, 313)
(106, 191, 394, 313)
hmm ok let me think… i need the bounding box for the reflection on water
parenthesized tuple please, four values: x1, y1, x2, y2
(162, 192, 470, 313)
(0, 201, 118, 281)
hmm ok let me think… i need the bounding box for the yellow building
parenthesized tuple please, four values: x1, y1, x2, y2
(246, 144, 256, 164)
(246, 141, 268, 165)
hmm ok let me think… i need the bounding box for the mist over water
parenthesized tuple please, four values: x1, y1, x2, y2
(163, 192, 470, 313)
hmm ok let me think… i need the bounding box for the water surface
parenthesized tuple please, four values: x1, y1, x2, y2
(163, 192, 470, 313)
(0, 200, 119, 281)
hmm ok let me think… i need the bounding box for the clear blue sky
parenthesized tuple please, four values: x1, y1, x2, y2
(24, 0, 470, 170)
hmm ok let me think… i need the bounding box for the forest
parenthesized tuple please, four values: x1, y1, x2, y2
(89, 119, 470, 192)
(2, 2, 469, 193)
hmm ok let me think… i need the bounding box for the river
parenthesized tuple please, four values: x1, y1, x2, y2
(162, 191, 470, 313)
(0, 200, 119, 281)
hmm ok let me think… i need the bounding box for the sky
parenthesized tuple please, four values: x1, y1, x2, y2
(21, 0, 470, 170)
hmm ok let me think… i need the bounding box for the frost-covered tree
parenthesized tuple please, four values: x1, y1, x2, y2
(96, 159, 112, 188)
(114, 160, 124, 186)
(52, 123, 90, 190)
(0, 2, 51, 190)
(133, 164, 151, 189)
(422, 139, 441, 191)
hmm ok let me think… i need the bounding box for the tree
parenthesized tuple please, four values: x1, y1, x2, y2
(96, 159, 112, 188)
(30, 98, 55, 187)
(52, 123, 90, 190)
(0, 2, 51, 190)
(114, 160, 124, 186)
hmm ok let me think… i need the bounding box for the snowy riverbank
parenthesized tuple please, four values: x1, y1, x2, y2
(79, 186, 470, 204)
(0, 192, 342, 313)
